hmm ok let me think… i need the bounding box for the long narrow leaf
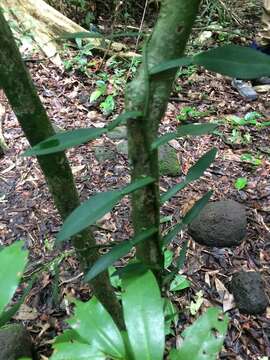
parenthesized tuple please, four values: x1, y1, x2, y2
(57, 177, 154, 242)
(23, 128, 106, 156)
(85, 227, 157, 282)
(162, 191, 212, 246)
(186, 148, 217, 182)
(107, 111, 143, 131)
(152, 123, 217, 150)
(183, 191, 213, 225)
(161, 180, 187, 204)
(122, 271, 165, 360)
(193, 45, 270, 79)
(150, 57, 193, 75)
(161, 149, 216, 203)
(163, 222, 185, 246)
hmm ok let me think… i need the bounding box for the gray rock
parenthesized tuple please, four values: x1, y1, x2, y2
(116, 140, 128, 156)
(0, 324, 34, 360)
(94, 146, 115, 162)
(230, 271, 268, 314)
(159, 144, 181, 177)
(188, 200, 246, 247)
(107, 126, 127, 140)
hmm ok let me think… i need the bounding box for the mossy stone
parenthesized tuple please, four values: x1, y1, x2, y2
(159, 144, 181, 177)
(0, 323, 34, 360)
(107, 126, 127, 140)
(230, 271, 268, 314)
(188, 200, 246, 248)
(94, 146, 115, 162)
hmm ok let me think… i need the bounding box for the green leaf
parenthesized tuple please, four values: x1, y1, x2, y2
(57, 190, 121, 242)
(164, 249, 174, 269)
(170, 308, 229, 360)
(51, 341, 106, 360)
(0, 276, 35, 327)
(170, 275, 190, 292)
(121, 176, 154, 195)
(0, 241, 28, 314)
(160, 149, 216, 204)
(59, 31, 140, 41)
(150, 57, 193, 75)
(175, 240, 188, 270)
(164, 299, 178, 336)
(183, 191, 213, 225)
(193, 45, 270, 79)
(162, 191, 212, 246)
(23, 128, 106, 156)
(60, 31, 104, 40)
(85, 227, 157, 282)
(234, 177, 248, 190)
(186, 148, 217, 182)
(163, 222, 185, 246)
(67, 298, 125, 359)
(152, 123, 218, 150)
(57, 177, 154, 242)
(107, 111, 143, 131)
(122, 271, 165, 360)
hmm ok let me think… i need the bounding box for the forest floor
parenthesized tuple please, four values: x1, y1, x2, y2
(1, 3, 270, 359)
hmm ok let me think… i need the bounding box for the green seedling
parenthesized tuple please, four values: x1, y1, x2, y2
(234, 177, 248, 190)
(241, 153, 262, 166)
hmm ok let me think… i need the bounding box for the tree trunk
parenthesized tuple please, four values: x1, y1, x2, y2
(1, 0, 137, 67)
(126, 0, 201, 278)
(0, 8, 124, 329)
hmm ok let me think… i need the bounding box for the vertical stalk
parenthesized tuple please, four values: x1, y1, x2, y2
(0, 8, 124, 329)
(126, 0, 201, 277)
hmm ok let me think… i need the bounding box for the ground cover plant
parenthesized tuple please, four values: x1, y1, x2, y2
(0, 0, 270, 360)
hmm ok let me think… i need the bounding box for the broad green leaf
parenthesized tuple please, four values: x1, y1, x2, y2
(54, 329, 88, 345)
(67, 298, 125, 359)
(107, 111, 143, 131)
(186, 148, 217, 182)
(170, 275, 190, 292)
(193, 45, 270, 79)
(85, 227, 157, 281)
(183, 191, 213, 225)
(0, 276, 35, 327)
(57, 177, 154, 242)
(170, 308, 229, 360)
(152, 123, 218, 150)
(51, 341, 106, 360)
(0, 241, 28, 314)
(150, 57, 193, 75)
(164, 249, 174, 269)
(122, 271, 165, 360)
(23, 128, 106, 156)
(161, 148, 216, 204)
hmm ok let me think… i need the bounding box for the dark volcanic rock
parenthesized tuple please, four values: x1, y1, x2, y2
(230, 271, 268, 314)
(0, 324, 34, 360)
(188, 200, 246, 247)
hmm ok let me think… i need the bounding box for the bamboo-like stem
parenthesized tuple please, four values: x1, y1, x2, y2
(126, 0, 201, 279)
(0, 8, 124, 329)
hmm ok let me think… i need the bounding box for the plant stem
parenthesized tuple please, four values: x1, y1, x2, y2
(0, 8, 124, 329)
(125, 0, 201, 279)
